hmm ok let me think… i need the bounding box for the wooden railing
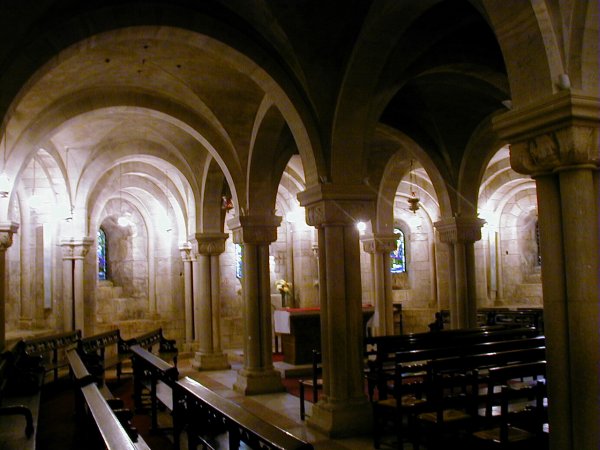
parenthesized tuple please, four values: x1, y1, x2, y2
(66, 349, 145, 450)
(130, 344, 178, 432)
(173, 376, 314, 450)
(22, 330, 81, 383)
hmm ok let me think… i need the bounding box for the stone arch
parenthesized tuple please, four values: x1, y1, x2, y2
(0, 14, 323, 190)
(482, 1, 564, 105)
(246, 99, 296, 215)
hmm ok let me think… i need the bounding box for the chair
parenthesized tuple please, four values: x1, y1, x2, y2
(298, 350, 322, 420)
(472, 380, 546, 449)
(372, 361, 428, 449)
(414, 367, 479, 449)
(473, 361, 547, 449)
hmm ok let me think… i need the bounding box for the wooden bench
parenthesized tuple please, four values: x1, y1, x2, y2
(130, 344, 178, 433)
(173, 376, 314, 450)
(21, 330, 81, 383)
(78, 329, 132, 383)
(366, 328, 542, 401)
(66, 348, 149, 450)
(0, 341, 41, 449)
(129, 328, 178, 367)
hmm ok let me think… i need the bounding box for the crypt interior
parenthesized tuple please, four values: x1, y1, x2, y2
(0, 1, 597, 449)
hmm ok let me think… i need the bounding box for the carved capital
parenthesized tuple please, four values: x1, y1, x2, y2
(493, 92, 599, 175)
(361, 233, 398, 254)
(191, 232, 229, 255)
(511, 125, 599, 175)
(0, 222, 19, 251)
(298, 184, 375, 228)
(227, 215, 281, 245)
(434, 217, 485, 244)
(60, 237, 94, 259)
(179, 242, 194, 261)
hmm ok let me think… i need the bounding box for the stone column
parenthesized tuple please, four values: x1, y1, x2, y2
(228, 215, 283, 394)
(0, 222, 18, 351)
(434, 217, 484, 329)
(495, 95, 599, 450)
(179, 243, 194, 344)
(191, 233, 230, 370)
(361, 233, 397, 336)
(60, 238, 93, 335)
(298, 184, 375, 437)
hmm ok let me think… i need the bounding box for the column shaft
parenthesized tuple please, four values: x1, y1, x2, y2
(73, 257, 85, 333)
(535, 174, 571, 450)
(197, 253, 212, 353)
(191, 233, 229, 370)
(558, 168, 599, 450)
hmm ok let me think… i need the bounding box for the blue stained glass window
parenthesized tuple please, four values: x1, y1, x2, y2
(390, 227, 406, 273)
(235, 244, 243, 279)
(98, 228, 108, 280)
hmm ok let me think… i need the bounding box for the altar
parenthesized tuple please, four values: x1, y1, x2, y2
(273, 306, 374, 365)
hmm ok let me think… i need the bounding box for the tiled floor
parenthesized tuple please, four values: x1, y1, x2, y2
(175, 354, 393, 450)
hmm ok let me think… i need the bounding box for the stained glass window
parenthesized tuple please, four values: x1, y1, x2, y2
(235, 243, 243, 279)
(390, 227, 406, 273)
(98, 228, 108, 280)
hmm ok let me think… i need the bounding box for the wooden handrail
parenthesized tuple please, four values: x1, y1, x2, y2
(66, 349, 138, 450)
(174, 376, 313, 450)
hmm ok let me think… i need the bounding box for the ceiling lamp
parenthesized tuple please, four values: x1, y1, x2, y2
(407, 160, 420, 214)
(221, 194, 233, 211)
(0, 172, 9, 198)
(29, 156, 42, 210)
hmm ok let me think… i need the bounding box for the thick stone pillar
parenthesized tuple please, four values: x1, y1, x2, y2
(179, 243, 194, 344)
(495, 93, 599, 450)
(60, 238, 93, 335)
(191, 233, 230, 370)
(361, 233, 397, 336)
(298, 184, 374, 438)
(434, 217, 484, 329)
(0, 222, 18, 351)
(227, 215, 283, 394)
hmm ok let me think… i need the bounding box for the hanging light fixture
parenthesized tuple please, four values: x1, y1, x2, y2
(64, 147, 73, 222)
(163, 169, 172, 232)
(29, 156, 42, 210)
(221, 181, 233, 212)
(407, 159, 420, 214)
(0, 122, 11, 198)
(117, 163, 131, 227)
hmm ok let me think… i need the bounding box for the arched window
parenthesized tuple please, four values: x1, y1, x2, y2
(390, 227, 406, 273)
(98, 228, 108, 280)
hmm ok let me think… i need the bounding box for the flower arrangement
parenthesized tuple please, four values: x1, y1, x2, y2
(276, 279, 291, 294)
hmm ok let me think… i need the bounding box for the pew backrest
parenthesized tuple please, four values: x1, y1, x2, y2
(174, 376, 313, 450)
(128, 328, 178, 366)
(22, 330, 81, 383)
(66, 349, 140, 450)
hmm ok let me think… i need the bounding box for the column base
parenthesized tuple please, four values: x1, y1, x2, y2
(182, 341, 201, 353)
(307, 396, 373, 438)
(192, 351, 231, 371)
(233, 368, 284, 395)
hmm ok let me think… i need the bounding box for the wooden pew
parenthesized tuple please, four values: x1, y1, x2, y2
(366, 328, 542, 401)
(66, 348, 149, 450)
(0, 342, 39, 448)
(130, 344, 178, 432)
(78, 329, 132, 383)
(129, 328, 178, 367)
(173, 376, 314, 450)
(21, 330, 81, 383)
